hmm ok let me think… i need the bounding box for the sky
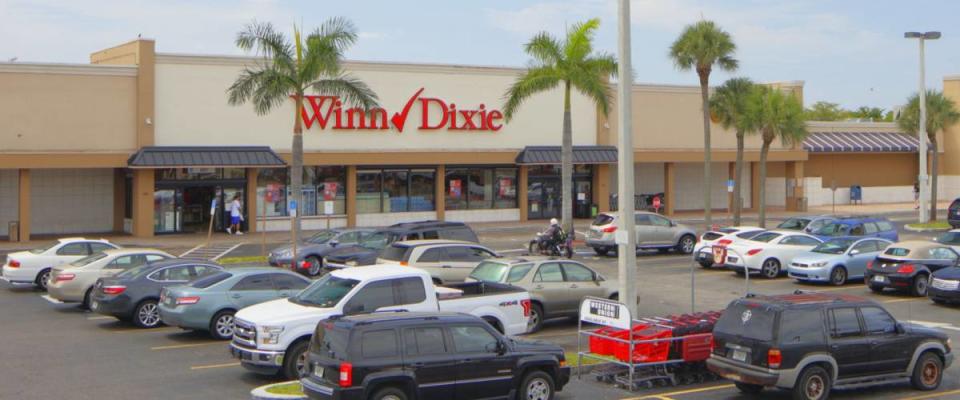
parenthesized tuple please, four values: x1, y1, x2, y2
(1, 0, 959, 111)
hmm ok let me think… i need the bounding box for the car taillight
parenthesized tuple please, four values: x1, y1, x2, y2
(298, 261, 311, 270)
(8, 260, 20, 268)
(897, 264, 915, 274)
(768, 349, 782, 368)
(521, 299, 531, 317)
(102, 285, 126, 295)
(339, 362, 353, 387)
(601, 226, 617, 233)
(399, 261, 408, 266)
(54, 273, 75, 282)
(746, 249, 763, 256)
(176, 296, 200, 305)
(717, 239, 733, 246)
(866, 260, 874, 270)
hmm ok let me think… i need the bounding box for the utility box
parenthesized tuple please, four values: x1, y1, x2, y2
(8, 221, 18, 242)
(850, 185, 863, 204)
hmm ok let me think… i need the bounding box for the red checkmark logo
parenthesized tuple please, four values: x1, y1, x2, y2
(390, 87, 425, 133)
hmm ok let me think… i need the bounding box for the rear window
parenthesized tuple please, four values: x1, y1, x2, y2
(312, 321, 350, 360)
(936, 232, 960, 245)
(876, 221, 894, 231)
(469, 261, 510, 282)
(883, 247, 911, 257)
(189, 271, 232, 288)
(440, 227, 478, 242)
(380, 244, 413, 262)
(715, 302, 777, 341)
(749, 232, 781, 243)
(701, 232, 724, 241)
(737, 231, 763, 239)
(592, 214, 615, 226)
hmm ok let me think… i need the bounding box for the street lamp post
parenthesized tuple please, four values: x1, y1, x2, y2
(617, 0, 638, 317)
(905, 31, 940, 223)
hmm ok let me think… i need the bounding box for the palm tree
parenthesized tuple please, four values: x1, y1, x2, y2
(898, 90, 960, 221)
(710, 78, 756, 225)
(228, 19, 378, 248)
(853, 106, 885, 122)
(670, 20, 738, 229)
(503, 18, 617, 235)
(745, 86, 807, 227)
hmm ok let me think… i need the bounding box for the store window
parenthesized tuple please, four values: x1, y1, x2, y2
(445, 167, 518, 210)
(357, 169, 436, 214)
(312, 167, 346, 215)
(409, 169, 436, 212)
(257, 169, 289, 217)
(259, 167, 347, 217)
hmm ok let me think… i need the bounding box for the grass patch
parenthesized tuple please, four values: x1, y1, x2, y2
(218, 255, 268, 265)
(264, 382, 304, 396)
(906, 221, 951, 230)
(566, 351, 615, 366)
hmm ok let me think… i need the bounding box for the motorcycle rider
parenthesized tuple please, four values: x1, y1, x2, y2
(540, 218, 564, 248)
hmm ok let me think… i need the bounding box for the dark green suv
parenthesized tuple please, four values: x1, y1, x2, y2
(707, 292, 952, 400)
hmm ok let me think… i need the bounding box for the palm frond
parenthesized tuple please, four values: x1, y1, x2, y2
(231, 67, 297, 116)
(524, 32, 564, 66)
(709, 77, 755, 132)
(236, 20, 295, 70)
(565, 18, 600, 63)
(311, 73, 380, 110)
(569, 67, 613, 115)
(669, 20, 738, 73)
(898, 90, 960, 137)
(502, 66, 562, 121)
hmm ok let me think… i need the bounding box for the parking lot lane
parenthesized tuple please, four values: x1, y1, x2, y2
(151, 341, 228, 351)
(624, 384, 735, 400)
(189, 362, 241, 371)
(897, 388, 960, 400)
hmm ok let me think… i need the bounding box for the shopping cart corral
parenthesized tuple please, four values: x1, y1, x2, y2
(577, 297, 723, 391)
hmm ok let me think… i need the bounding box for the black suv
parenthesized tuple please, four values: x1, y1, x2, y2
(707, 292, 953, 400)
(324, 221, 479, 268)
(300, 312, 570, 400)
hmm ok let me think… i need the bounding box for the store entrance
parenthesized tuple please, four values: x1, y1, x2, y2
(527, 165, 594, 220)
(154, 185, 246, 234)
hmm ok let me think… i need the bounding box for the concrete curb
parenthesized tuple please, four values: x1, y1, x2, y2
(903, 225, 951, 233)
(250, 381, 307, 400)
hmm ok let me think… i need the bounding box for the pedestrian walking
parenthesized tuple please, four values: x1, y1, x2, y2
(227, 193, 244, 235)
(913, 181, 920, 210)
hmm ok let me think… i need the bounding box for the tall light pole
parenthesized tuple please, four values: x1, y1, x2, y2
(617, 0, 637, 316)
(905, 31, 940, 223)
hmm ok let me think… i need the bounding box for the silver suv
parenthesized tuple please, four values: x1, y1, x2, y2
(586, 211, 697, 256)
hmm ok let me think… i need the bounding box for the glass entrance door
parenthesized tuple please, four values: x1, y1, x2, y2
(528, 178, 561, 219)
(220, 186, 247, 232)
(154, 190, 180, 233)
(574, 179, 592, 218)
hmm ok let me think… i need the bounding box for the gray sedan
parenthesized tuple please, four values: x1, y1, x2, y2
(788, 237, 892, 285)
(466, 258, 617, 332)
(268, 228, 376, 276)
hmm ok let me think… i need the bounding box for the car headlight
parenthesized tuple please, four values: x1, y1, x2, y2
(346, 260, 358, 267)
(811, 261, 829, 268)
(260, 326, 284, 345)
(946, 338, 952, 353)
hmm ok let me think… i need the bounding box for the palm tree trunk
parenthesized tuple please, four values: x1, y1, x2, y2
(561, 81, 574, 235)
(733, 132, 744, 225)
(291, 94, 304, 249)
(758, 139, 771, 228)
(930, 136, 939, 221)
(699, 72, 712, 228)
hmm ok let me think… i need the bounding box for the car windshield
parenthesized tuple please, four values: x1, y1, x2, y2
(29, 242, 59, 254)
(935, 232, 960, 245)
(714, 301, 776, 341)
(777, 218, 810, 230)
(815, 223, 852, 236)
(812, 239, 855, 255)
(307, 230, 337, 244)
(701, 232, 725, 241)
(68, 252, 108, 267)
(469, 261, 511, 282)
(592, 214, 615, 226)
(749, 232, 781, 243)
(189, 271, 232, 288)
(359, 232, 392, 250)
(291, 275, 360, 308)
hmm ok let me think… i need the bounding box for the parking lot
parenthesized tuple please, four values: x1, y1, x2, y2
(1, 213, 959, 399)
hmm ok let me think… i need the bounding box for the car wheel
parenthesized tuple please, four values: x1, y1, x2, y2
(792, 365, 830, 400)
(868, 284, 884, 293)
(594, 247, 610, 256)
(932, 298, 948, 305)
(830, 266, 847, 286)
(677, 235, 696, 254)
(371, 386, 408, 400)
(209, 310, 236, 340)
(911, 352, 943, 391)
(528, 303, 544, 333)
(735, 382, 763, 394)
(281, 340, 309, 380)
(761, 259, 781, 279)
(911, 275, 929, 297)
(698, 260, 714, 269)
(529, 241, 538, 255)
(133, 300, 163, 328)
(35, 268, 51, 291)
(519, 370, 555, 400)
(305, 256, 322, 277)
(82, 287, 94, 309)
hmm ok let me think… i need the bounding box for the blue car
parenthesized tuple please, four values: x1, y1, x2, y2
(810, 216, 899, 242)
(788, 237, 893, 285)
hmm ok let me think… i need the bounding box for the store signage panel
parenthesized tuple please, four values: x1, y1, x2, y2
(297, 87, 504, 133)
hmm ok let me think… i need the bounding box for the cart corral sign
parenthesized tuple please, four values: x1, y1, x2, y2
(580, 298, 631, 330)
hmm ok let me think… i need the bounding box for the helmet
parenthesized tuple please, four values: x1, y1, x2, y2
(549, 218, 559, 225)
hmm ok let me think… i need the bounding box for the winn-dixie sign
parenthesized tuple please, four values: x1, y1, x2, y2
(298, 88, 504, 133)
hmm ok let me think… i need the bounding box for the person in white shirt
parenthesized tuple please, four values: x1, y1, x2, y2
(227, 193, 244, 235)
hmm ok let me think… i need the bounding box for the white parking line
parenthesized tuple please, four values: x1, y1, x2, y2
(496, 248, 529, 254)
(906, 320, 960, 332)
(40, 294, 64, 304)
(86, 316, 114, 321)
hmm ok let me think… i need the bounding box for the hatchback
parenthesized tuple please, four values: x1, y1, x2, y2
(811, 216, 898, 242)
(586, 211, 697, 256)
(376, 240, 499, 284)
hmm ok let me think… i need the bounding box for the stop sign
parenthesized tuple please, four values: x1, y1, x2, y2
(652, 196, 661, 210)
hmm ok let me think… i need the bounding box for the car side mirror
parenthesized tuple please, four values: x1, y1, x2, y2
(849, 250, 860, 256)
(486, 340, 507, 355)
(329, 240, 339, 247)
(344, 304, 363, 315)
(895, 323, 906, 335)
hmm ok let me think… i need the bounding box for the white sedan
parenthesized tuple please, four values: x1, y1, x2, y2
(718, 230, 823, 278)
(693, 226, 765, 268)
(1, 238, 118, 290)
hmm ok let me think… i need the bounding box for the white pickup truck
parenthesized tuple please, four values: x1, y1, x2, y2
(230, 264, 531, 379)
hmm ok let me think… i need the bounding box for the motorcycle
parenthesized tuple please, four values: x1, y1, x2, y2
(528, 230, 574, 258)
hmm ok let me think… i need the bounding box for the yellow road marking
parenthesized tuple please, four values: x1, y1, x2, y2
(883, 298, 928, 304)
(623, 384, 734, 399)
(190, 362, 240, 370)
(528, 330, 578, 339)
(897, 389, 960, 400)
(152, 341, 228, 351)
(111, 327, 179, 334)
(86, 316, 114, 320)
(747, 278, 788, 284)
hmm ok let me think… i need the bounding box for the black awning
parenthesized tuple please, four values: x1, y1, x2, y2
(127, 146, 286, 168)
(515, 146, 618, 165)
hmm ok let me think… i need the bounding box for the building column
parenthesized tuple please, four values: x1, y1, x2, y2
(435, 165, 446, 221)
(785, 161, 805, 211)
(131, 169, 155, 238)
(664, 162, 676, 216)
(112, 169, 126, 233)
(246, 168, 258, 233)
(750, 162, 761, 212)
(17, 169, 30, 242)
(593, 164, 611, 213)
(518, 166, 529, 222)
(346, 166, 357, 227)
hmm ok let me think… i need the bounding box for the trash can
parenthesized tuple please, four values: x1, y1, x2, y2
(8, 221, 18, 242)
(591, 204, 598, 217)
(850, 185, 862, 205)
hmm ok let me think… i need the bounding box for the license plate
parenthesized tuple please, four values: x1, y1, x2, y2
(313, 366, 325, 379)
(872, 275, 887, 283)
(727, 257, 739, 263)
(732, 349, 747, 362)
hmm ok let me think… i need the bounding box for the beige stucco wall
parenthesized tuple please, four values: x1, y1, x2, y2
(941, 77, 960, 175)
(0, 64, 138, 152)
(154, 55, 598, 152)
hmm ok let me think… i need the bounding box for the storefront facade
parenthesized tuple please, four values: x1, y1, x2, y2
(2, 38, 959, 240)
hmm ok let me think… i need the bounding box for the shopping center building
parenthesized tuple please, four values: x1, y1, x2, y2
(1, 38, 958, 240)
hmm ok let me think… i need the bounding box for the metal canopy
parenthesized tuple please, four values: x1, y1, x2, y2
(127, 146, 286, 168)
(803, 131, 919, 153)
(515, 146, 619, 165)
